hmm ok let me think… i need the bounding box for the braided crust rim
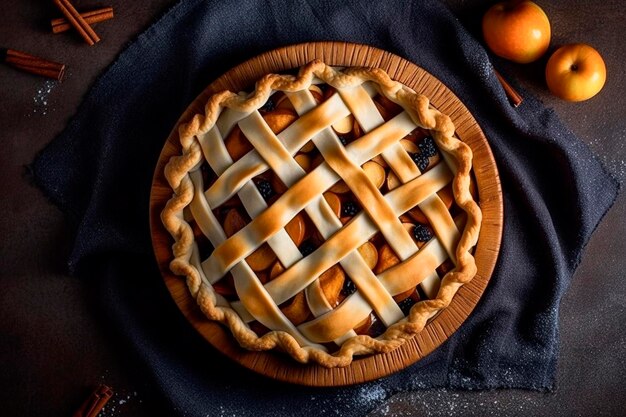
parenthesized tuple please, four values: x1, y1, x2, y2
(161, 60, 482, 368)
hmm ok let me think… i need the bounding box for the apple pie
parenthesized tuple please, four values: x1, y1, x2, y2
(161, 60, 482, 367)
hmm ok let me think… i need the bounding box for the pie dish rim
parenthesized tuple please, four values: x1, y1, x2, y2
(149, 41, 503, 385)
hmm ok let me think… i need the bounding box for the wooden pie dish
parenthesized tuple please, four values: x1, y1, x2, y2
(149, 41, 503, 386)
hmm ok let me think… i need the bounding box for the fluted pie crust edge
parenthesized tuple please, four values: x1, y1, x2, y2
(161, 60, 482, 367)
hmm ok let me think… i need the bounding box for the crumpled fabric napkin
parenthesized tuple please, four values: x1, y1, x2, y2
(32, 0, 618, 415)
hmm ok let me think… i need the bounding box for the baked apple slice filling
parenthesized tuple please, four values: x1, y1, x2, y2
(189, 87, 473, 348)
(162, 61, 482, 365)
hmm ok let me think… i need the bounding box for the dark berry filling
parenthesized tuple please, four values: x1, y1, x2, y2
(299, 240, 316, 257)
(410, 152, 430, 172)
(341, 279, 357, 297)
(418, 136, 438, 158)
(341, 201, 360, 217)
(259, 99, 276, 112)
(256, 179, 274, 199)
(398, 297, 415, 316)
(413, 224, 434, 242)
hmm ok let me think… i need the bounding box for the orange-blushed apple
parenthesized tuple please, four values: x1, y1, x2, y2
(545, 43, 606, 102)
(482, 1, 551, 64)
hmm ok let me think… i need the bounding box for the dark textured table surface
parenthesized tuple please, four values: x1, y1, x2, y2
(1, 1, 624, 416)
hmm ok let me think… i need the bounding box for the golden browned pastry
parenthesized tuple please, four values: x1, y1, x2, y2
(161, 60, 482, 367)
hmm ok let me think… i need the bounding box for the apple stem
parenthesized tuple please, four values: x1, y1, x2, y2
(504, 0, 525, 10)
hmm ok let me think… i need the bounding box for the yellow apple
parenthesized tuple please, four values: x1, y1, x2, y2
(545, 43, 607, 101)
(482, 1, 551, 64)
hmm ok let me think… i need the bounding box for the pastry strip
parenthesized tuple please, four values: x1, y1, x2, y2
(161, 61, 483, 366)
(199, 125, 302, 271)
(202, 106, 412, 210)
(226, 160, 452, 333)
(188, 169, 318, 339)
(288, 89, 404, 326)
(244, 163, 452, 307)
(298, 236, 449, 342)
(200, 112, 417, 280)
(236, 94, 403, 326)
(204, 95, 351, 207)
(203, 161, 452, 288)
(340, 86, 446, 297)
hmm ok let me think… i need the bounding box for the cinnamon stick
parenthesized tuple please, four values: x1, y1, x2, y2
(51, 7, 114, 34)
(1, 48, 65, 81)
(72, 384, 113, 417)
(494, 69, 523, 107)
(51, 0, 100, 45)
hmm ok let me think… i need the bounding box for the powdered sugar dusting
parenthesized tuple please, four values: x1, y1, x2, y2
(367, 388, 547, 417)
(588, 135, 626, 181)
(357, 383, 388, 407)
(32, 80, 56, 116)
(477, 60, 493, 84)
(93, 382, 141, 417)
(300, 381, 391, 416)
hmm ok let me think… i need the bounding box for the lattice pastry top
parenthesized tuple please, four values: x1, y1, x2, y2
(162, 60, 482, 367)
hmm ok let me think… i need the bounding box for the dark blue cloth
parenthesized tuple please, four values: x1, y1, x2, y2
(32, 0, 619, 416)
